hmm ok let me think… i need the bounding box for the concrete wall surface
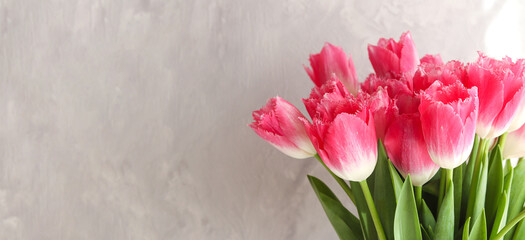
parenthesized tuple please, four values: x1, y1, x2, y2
(0, 0, 524, 239)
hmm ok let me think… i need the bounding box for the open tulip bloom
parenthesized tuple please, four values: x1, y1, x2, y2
(249, 31, 525, 240)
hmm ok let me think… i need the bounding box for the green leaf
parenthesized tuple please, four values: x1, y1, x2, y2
(470, 210, 487, 240)
(470, 152, 489, 227)
(374, 154, 396, 239)
(369, 141, 387, 196)
(487, 146, 504, 227)
(492, 168, 512, 239)
(308, 175, 364, 240)
(489, 191, 509, 240)
(388, 160, 403, 203)
(454, 164, 464, 231)
(463, 217, 471, 240)
(504, 159, 512, 177)
(506, 160, 525, 239)
(394, 175, 422, 240)
(503, 168, 513, 199)
(464, 136, 480, 193)
(350, 181, 378, 240)
(513, 218, 525, 240)
(421, 200, 436, 237)
(463, 136, 480, 221)
(423, 178, 440, 197)
(435, 182, 454, 240)
(421, 225, 432, 240)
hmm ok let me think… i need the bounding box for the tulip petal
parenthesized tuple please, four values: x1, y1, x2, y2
(399, 32, 420, 75)
(503, 123, 525, 159)
(323, 112, 377, 182)
(467, 62, 505, 138)
(250, 97, 316, 159)
(368, 44, 400, 77)
(306, 43, 360, 95)
(384, 114, 439, 186)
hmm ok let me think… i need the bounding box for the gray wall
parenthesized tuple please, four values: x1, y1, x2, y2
(1, 0, 524, 239)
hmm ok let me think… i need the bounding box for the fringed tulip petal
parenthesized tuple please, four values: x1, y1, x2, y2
(466, 54, 525, 139)
(305, 43, 360, 95)
(250, 97, 316, 159)
(368, 31, 420, 78)
(419, 82, 478, 168)
(303, 81, 378, 181)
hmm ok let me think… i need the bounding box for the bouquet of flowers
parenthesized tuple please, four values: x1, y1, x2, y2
(249, 31, 525, 240)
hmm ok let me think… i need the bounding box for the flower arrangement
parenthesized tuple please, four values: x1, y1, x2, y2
(249, 31, 525, 240)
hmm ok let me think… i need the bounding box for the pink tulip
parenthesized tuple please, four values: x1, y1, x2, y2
(250, 96, 316, 159)
(413, 60, 467, 92)
(305, 43, 360, 95)
(507, 59, 525, 132)
(465, 54, 525, 139)
(359, 88, 398, 140)
(420, 54, 444, 65)
(384, 112, 440, 186)
(502, 123, 525, 159)
(419, 81, 478, 169)
(303, 76, 350, 119)
(508, 94, 525, 132)
(302, 89, 377, 181)
(368, 31, 420, 78)
(361, 73, 413, 98)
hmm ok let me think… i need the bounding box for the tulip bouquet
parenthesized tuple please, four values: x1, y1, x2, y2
(249, 31, 525, 240)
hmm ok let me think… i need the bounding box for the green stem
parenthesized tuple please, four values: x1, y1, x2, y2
(415, 186, 422, 210)
(438, 168, 454, 211)
(466, 138, 489, 221)
(493, 208, 525, 240)
(314, 154, 356, 204)
(359, 180, 387, 240)
(445, 168, 453, 188)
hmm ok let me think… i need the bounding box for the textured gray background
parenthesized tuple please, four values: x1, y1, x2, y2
(0, 0, 524, 239)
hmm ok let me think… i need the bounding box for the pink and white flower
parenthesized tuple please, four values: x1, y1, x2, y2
(303, 76, 350, 119)
(420, 54, 444, 65)
(503, 123, 525, 159)
(250, 97, 316, 159)
(359, 87, 398, 140)
(465, 54, 525, 139)
(361, 73, 413, 98)
(368, 31, 420, 78)
(419, 81, 478, 169)
(302, 85, 377, 182)
(384, 111, 440, 186)
(413, 60, 467, 92)
(305, 43, 360, 95)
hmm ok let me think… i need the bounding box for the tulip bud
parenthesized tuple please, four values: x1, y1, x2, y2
(413, 60, 467, 92)
(506, 59, 525, 132)
(466, 54, 525, 139)
(420, 54, 444, 65)
(302, 85, 377, 182)
(367, 31, 420, 78)
(305, 43, 360, 95)
(502, 123, 525, 159)
(250, 96, 316, 159)
(384, 112, 440, 186)
(419, 81, 478, 169)
(359, 87, 398, 140)
(361, 73, 412, 98)
(303, 76, 350, 119)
